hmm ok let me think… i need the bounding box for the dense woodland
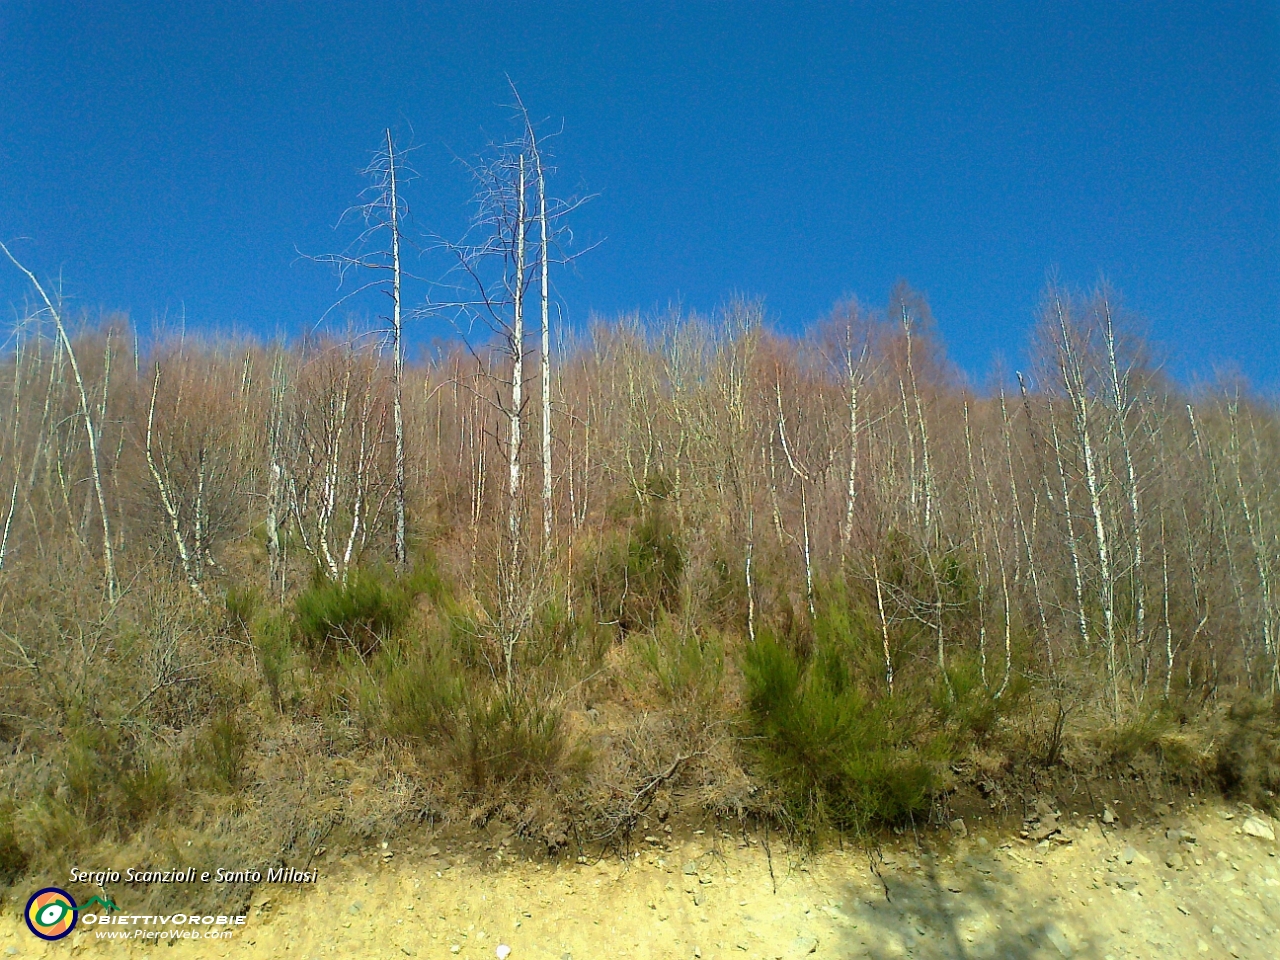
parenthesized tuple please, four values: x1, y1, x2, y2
(0, 126, 1277, 895)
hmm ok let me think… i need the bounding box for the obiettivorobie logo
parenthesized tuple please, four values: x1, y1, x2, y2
(24, 888, 118, 941)
(25, 886, 246, 943)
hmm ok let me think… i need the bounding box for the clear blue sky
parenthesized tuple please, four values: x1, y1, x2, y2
(1, 1, 1276, 388)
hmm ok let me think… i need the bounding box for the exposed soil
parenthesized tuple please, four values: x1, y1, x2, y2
(3, 800, 1277, 959)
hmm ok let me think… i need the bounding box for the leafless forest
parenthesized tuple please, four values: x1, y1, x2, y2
(1, 133, 1278, 894)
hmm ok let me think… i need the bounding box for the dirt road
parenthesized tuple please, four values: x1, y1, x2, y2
(4, 801, 1277, 959)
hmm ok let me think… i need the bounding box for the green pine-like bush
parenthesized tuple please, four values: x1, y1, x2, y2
(191, 710, 250, 792)
(453, 691, 577, 793)
(251, 609, 295, 708)
(638, 616, 724, 723)
(367, 641, 464, 743)
(294, 564, 435, 658)
(586, 501, 684, 633)
(742, 633, 936, 835)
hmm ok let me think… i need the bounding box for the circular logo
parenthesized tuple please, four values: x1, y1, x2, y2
(25, 887, 78, 941)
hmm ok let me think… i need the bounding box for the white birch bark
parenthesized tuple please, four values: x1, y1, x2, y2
(387, 129, 407, 568)
(1, 240, 117, 601)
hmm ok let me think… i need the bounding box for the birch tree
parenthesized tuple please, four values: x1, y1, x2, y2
(1, 240, 117, 601)
(313, 132, 415, 568)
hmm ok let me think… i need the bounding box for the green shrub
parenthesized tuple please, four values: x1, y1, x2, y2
(638, 617, 724, 721)
(692, 549, 748, 629)
(369, 642, 464, 742)
(252, 609, 295, 708)
(294, 560, 445, 660)
(454, 692, 578, 793)
(224, 584, 262, 637)
(812, 588, 893, 681)
(530, 594, 610, 669)
(191, 710, 250, 791)
(1154, 729, 1214, 784)
(60, 725, 175, 828)
(1098, 710, 1174, 763)
(294, 567, 415, 658)
(63, 726, 112, 817)
(19, 797, 88, 857)
(587, 507, 684, 633)
(742, 633, 936, 835)
(362, 636, 578, 792)
(118, 757, 175, 824)
(934, 657, 1010, 742)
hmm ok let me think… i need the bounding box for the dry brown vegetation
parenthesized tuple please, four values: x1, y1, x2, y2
(0, 278, 1277, 914)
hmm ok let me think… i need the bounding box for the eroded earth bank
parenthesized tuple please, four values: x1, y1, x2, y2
(3, 802, 1278, 960)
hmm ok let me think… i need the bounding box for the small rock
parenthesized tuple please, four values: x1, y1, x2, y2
(976, 836, 990, 850)
(1102, 807, 1117, 825)
(1242, 817, 1275, 841)
(949, 818, 968, 838)
(1122, 846, 1137, 864)
(1113, 876, 1139, 890)
(1045, 923, 1073, 958)
(787, 936, 819, 958)
(496, 946, 512, 960)
(1029, 816, 1059, 841)
(348, 901, 363, 915)
(4, 949, 16, 957)
(684, 861, 700, 875)
(450, 947, 461, 955)
(1166, 852, 1185, 870)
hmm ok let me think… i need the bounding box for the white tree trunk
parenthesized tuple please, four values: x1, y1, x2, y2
(388, 129, 407, 568)
(1, 241, 117, 601)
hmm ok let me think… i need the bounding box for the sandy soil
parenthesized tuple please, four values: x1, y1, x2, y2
(4, 801, 1277, 960)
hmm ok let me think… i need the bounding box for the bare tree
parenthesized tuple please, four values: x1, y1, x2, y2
(1, 240, 117, 601)
(1050, 290, 1120, 720)
(144, 364, 204, 600)
(286, 341, 391, 583)
(311, 131, 415, 568)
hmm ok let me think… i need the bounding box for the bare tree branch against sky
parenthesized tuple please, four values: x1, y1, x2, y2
(0, 1, 1275, 387)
